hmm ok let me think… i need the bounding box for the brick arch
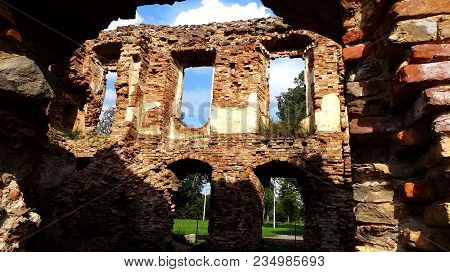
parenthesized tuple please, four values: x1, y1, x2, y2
(166, 153, 214, 167)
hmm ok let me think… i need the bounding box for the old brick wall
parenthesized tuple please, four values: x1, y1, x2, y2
(342, 0, 450, 251)
(31, 18, 354, 251)
(263, 0, 450, 252)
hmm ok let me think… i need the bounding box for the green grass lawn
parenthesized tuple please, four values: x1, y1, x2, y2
(172, 219, 209, 236)
(262, 223, 304, 237)
(172, 219, 304, 237)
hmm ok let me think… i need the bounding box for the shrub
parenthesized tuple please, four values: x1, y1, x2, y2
(257, 119, 308, 138)
(64, 129, 81, 140)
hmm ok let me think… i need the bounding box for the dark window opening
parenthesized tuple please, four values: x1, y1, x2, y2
(62, 103, 78, 130)
(93, 42, 122, 66)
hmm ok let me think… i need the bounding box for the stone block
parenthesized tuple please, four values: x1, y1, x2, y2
(353, 182, 394, 203)
(402, 228, 450, 251)
(8, 189, 21, 201)
(0, 55, 55, 104)
(350, 116, 402, 134)
(352, 163, 391, 182)
(391, 0, 450, 20)
(398, 61, 450, 85)
(389, 18, 438, 43)
(342, 28, 364, 45)
(346, 80, 384, 97)
(355, 203, 398, 225)
(414, 136, 450, 170)
(356, 225, 398, 251)
(424, 203, 450, 227)
(404, 86, 450, 126)
(433, 113, 450, 135)
(395, 126, 429, 146)
(439, 17, 450, 40)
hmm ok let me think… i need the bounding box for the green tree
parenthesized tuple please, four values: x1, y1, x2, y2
(174, 173, 210, 219)
(259, 72, 308, 138)
(264, 182, 275, 222)
(278, 179, 303, 223)
(276, 71, 307, 127)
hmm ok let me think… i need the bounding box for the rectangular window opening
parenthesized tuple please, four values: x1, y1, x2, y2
(269, 57, 306, 123)
(180, 67, 214, 129)
(96, 71, 117, 134)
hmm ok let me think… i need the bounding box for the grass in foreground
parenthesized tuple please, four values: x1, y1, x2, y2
(172, 219, 304, 238)
(262, 223, 304, 237)
(172, 219, 209, 236)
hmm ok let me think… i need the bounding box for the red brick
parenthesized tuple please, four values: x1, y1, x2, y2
(411, 44, 450, 63)
(343, 17, 357, 28)
(343, 44, 372, 62)
(350, 117, 403, 134)
(4, 28, 22, 43)
(2, 232, 10, 242)
(342, 28, 364, 45)
(8, 189, 21, 201)
(398, 61, 450, 85)
(391, 0, 450, 20)
(395, 127, 429, 146)
(400, 181, 433, 202)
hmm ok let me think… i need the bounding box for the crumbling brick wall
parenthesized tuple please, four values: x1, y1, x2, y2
(340, 0, 450, 252)
(265, 0, 450, 252)
(35, 18, 354, 251)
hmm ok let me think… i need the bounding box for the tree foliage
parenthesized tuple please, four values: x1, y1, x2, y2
(174, 173, 210, 219)
(96, 108, 115, 134)
(258, 71, 308, 138)
(265, 178, 304, 224)
(277, 179, 303, 223)
(276, 71, 307, 126)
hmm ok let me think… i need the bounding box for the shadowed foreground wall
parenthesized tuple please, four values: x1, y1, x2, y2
(265, 0, 450, 251)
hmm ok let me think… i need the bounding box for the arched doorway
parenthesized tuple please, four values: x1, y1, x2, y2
(253, 160, 309, 251)
(168, 159, 213, 249)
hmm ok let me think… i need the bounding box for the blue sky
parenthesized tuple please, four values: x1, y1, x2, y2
(181, 67, 214, 128)
(108, 0, 274, 29)
(104, 0, 305, 125)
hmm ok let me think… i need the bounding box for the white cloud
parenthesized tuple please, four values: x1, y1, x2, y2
(107, 12, 144, 30)
(102, 88, 117, 109)
(173, 0, 270, 26)
(269, 58, 305, 118)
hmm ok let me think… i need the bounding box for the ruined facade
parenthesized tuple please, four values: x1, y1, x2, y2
(0, 0, 449, 252)
(35, 18, 350, 251)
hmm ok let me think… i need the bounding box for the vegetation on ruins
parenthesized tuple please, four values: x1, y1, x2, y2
(63, 129, 81, 140)
(258, 72, 308, 138)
